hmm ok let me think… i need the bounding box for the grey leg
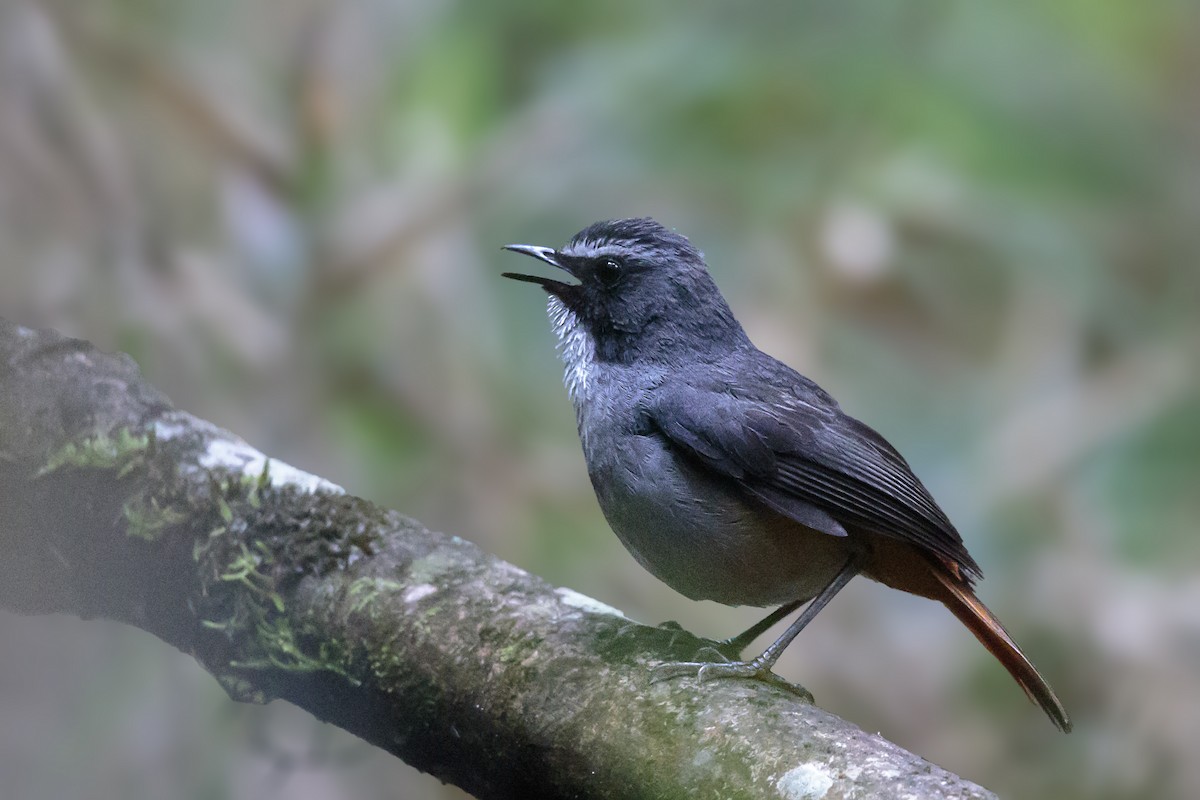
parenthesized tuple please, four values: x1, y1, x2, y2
(717, 600, 804, 658)
(652, 555, 861, 697)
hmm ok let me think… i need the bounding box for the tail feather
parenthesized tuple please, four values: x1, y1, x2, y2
(934, 570, 1072, 732)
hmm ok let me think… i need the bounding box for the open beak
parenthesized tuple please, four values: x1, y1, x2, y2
(502, 244, 576, 294)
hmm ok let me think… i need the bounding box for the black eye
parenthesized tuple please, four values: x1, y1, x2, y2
(596, 257, 623, 287)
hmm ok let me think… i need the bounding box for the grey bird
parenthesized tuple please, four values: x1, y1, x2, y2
(502, 217, 1071, 731)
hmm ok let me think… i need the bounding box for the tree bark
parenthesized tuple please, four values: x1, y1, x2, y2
(0, 318, 996, 800)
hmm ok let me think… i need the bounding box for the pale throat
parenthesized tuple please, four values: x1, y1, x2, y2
(547, 295, 595, 407)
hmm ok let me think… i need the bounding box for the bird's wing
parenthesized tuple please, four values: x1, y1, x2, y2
(645, 373, 981, 582)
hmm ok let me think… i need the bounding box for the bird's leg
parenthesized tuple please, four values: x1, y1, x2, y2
(715, 600, 804, 660)
(651, 555, 861, 699)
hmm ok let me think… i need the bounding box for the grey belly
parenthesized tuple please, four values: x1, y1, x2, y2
(585, 433, 850, 607)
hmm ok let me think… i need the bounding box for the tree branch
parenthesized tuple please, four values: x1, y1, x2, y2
(0, 317, 996, 800)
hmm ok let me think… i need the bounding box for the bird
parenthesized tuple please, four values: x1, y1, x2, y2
(502, 217, 1071, 732)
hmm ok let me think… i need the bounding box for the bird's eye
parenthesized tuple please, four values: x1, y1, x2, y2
(596, 257, 623, 287)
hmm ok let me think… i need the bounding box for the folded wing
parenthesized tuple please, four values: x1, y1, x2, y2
(646, 370, 981, 584)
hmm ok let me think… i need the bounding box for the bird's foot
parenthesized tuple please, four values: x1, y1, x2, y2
(650, 658, 814, 702)
(712, 634, 751, 662)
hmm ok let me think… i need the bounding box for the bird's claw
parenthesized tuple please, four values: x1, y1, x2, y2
(650, 659, 815, 703)
(692, 645, 731, 664)
(712, 636, 749, 661)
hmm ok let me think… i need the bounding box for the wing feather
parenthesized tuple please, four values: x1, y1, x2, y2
(646, 366, 981, 583)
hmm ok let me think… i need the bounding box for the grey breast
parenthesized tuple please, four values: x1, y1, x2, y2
(577, 376, 850, 607)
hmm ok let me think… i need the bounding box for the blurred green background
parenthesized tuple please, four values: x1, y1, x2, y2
(1, 1, 1198, 798)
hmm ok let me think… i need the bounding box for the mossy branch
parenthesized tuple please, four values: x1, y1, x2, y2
(0, 318, 996, 800)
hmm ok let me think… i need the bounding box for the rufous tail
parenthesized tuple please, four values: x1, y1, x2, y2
(934, 570, 1072, 732)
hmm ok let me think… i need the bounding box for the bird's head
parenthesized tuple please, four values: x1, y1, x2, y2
(503, 218, 747, 365)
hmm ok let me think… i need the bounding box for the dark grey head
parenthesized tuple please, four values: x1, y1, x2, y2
(503, 218, 749, 365)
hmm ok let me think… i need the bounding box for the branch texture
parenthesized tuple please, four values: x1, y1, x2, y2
(0, 318, 996, 800)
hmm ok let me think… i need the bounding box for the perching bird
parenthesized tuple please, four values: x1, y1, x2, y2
(503, 217, 1070, 731)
